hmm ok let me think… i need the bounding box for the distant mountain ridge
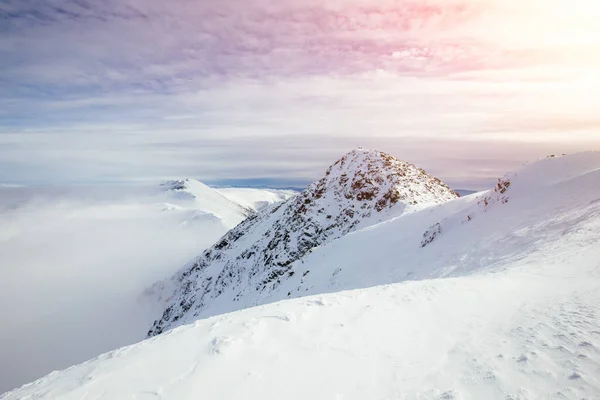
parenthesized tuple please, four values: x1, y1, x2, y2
(147, 149, 458, 336)
(160, 178, 253, 226)
(216, 188, 297, 212)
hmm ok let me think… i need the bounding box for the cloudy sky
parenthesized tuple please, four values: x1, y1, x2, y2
(2, 0, 599, 189)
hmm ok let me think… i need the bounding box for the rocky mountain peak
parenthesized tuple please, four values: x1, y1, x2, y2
(147, 149, 458, 336)
(309, 148, 457, 215)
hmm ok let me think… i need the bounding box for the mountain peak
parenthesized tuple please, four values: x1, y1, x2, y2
(161, 178, 207, 193)
(314, 148, 457, 214)
(159, 178, 252, 226)
(147, 150, 458, 336)
(326, 148, 390, 173)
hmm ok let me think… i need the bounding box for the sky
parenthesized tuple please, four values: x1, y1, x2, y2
(1, 0, 600, 190)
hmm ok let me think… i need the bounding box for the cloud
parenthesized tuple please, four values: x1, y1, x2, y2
(1, 0, 599, 186)
(2, 69, 600, 188)
(0, 184, 239, 392)
(3, 0, 597, 97)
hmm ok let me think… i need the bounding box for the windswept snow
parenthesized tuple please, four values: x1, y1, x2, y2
(4, 230, 599, 399)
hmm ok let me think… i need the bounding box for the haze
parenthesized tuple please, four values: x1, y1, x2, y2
(2, 0, 599, 188)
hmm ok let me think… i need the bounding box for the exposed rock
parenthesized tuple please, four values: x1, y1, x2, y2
(421, 223, 442, 248)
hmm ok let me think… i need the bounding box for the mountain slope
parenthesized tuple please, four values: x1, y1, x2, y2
(5, 152, 600, 399)
(161, 179, 252, 226)
(6, 271, 600, 400)
(216, 188, 297, 212)
(147, 149, 458, 335)
(238, 152, 600, 301)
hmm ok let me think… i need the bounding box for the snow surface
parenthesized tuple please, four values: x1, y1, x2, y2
(3, 152, 600, 399)
(217, 187, 298, 212)
(0, 181, 285, 393)
(5, 267, 600, 400)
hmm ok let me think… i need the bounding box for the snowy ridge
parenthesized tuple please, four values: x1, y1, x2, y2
(161, 178, 252, 227)
(147, 149, 458, 335)
(5, 152, 600, 400)
(216, 188, 298, 212)
(422, 152, 600, 248)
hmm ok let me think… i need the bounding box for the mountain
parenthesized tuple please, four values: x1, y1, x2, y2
(161, 179, 252, 227)
(5, 152, 600, 400)
(147, 149, 458, 336)
(454, 189, 478, 197)
(216, 188, 298, 212)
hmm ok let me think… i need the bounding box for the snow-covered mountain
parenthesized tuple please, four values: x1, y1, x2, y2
(160, 179, 298, 223)
(160, 178, 253, 227)
(5, 151, 600, 400)
(217, 187, 298, 212)
(147, 149, 458, 335)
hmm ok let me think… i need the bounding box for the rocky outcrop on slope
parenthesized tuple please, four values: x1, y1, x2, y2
(147, 149, 458, 336)
(420, 177, 512, 248)
(421, 223, 443, 248)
